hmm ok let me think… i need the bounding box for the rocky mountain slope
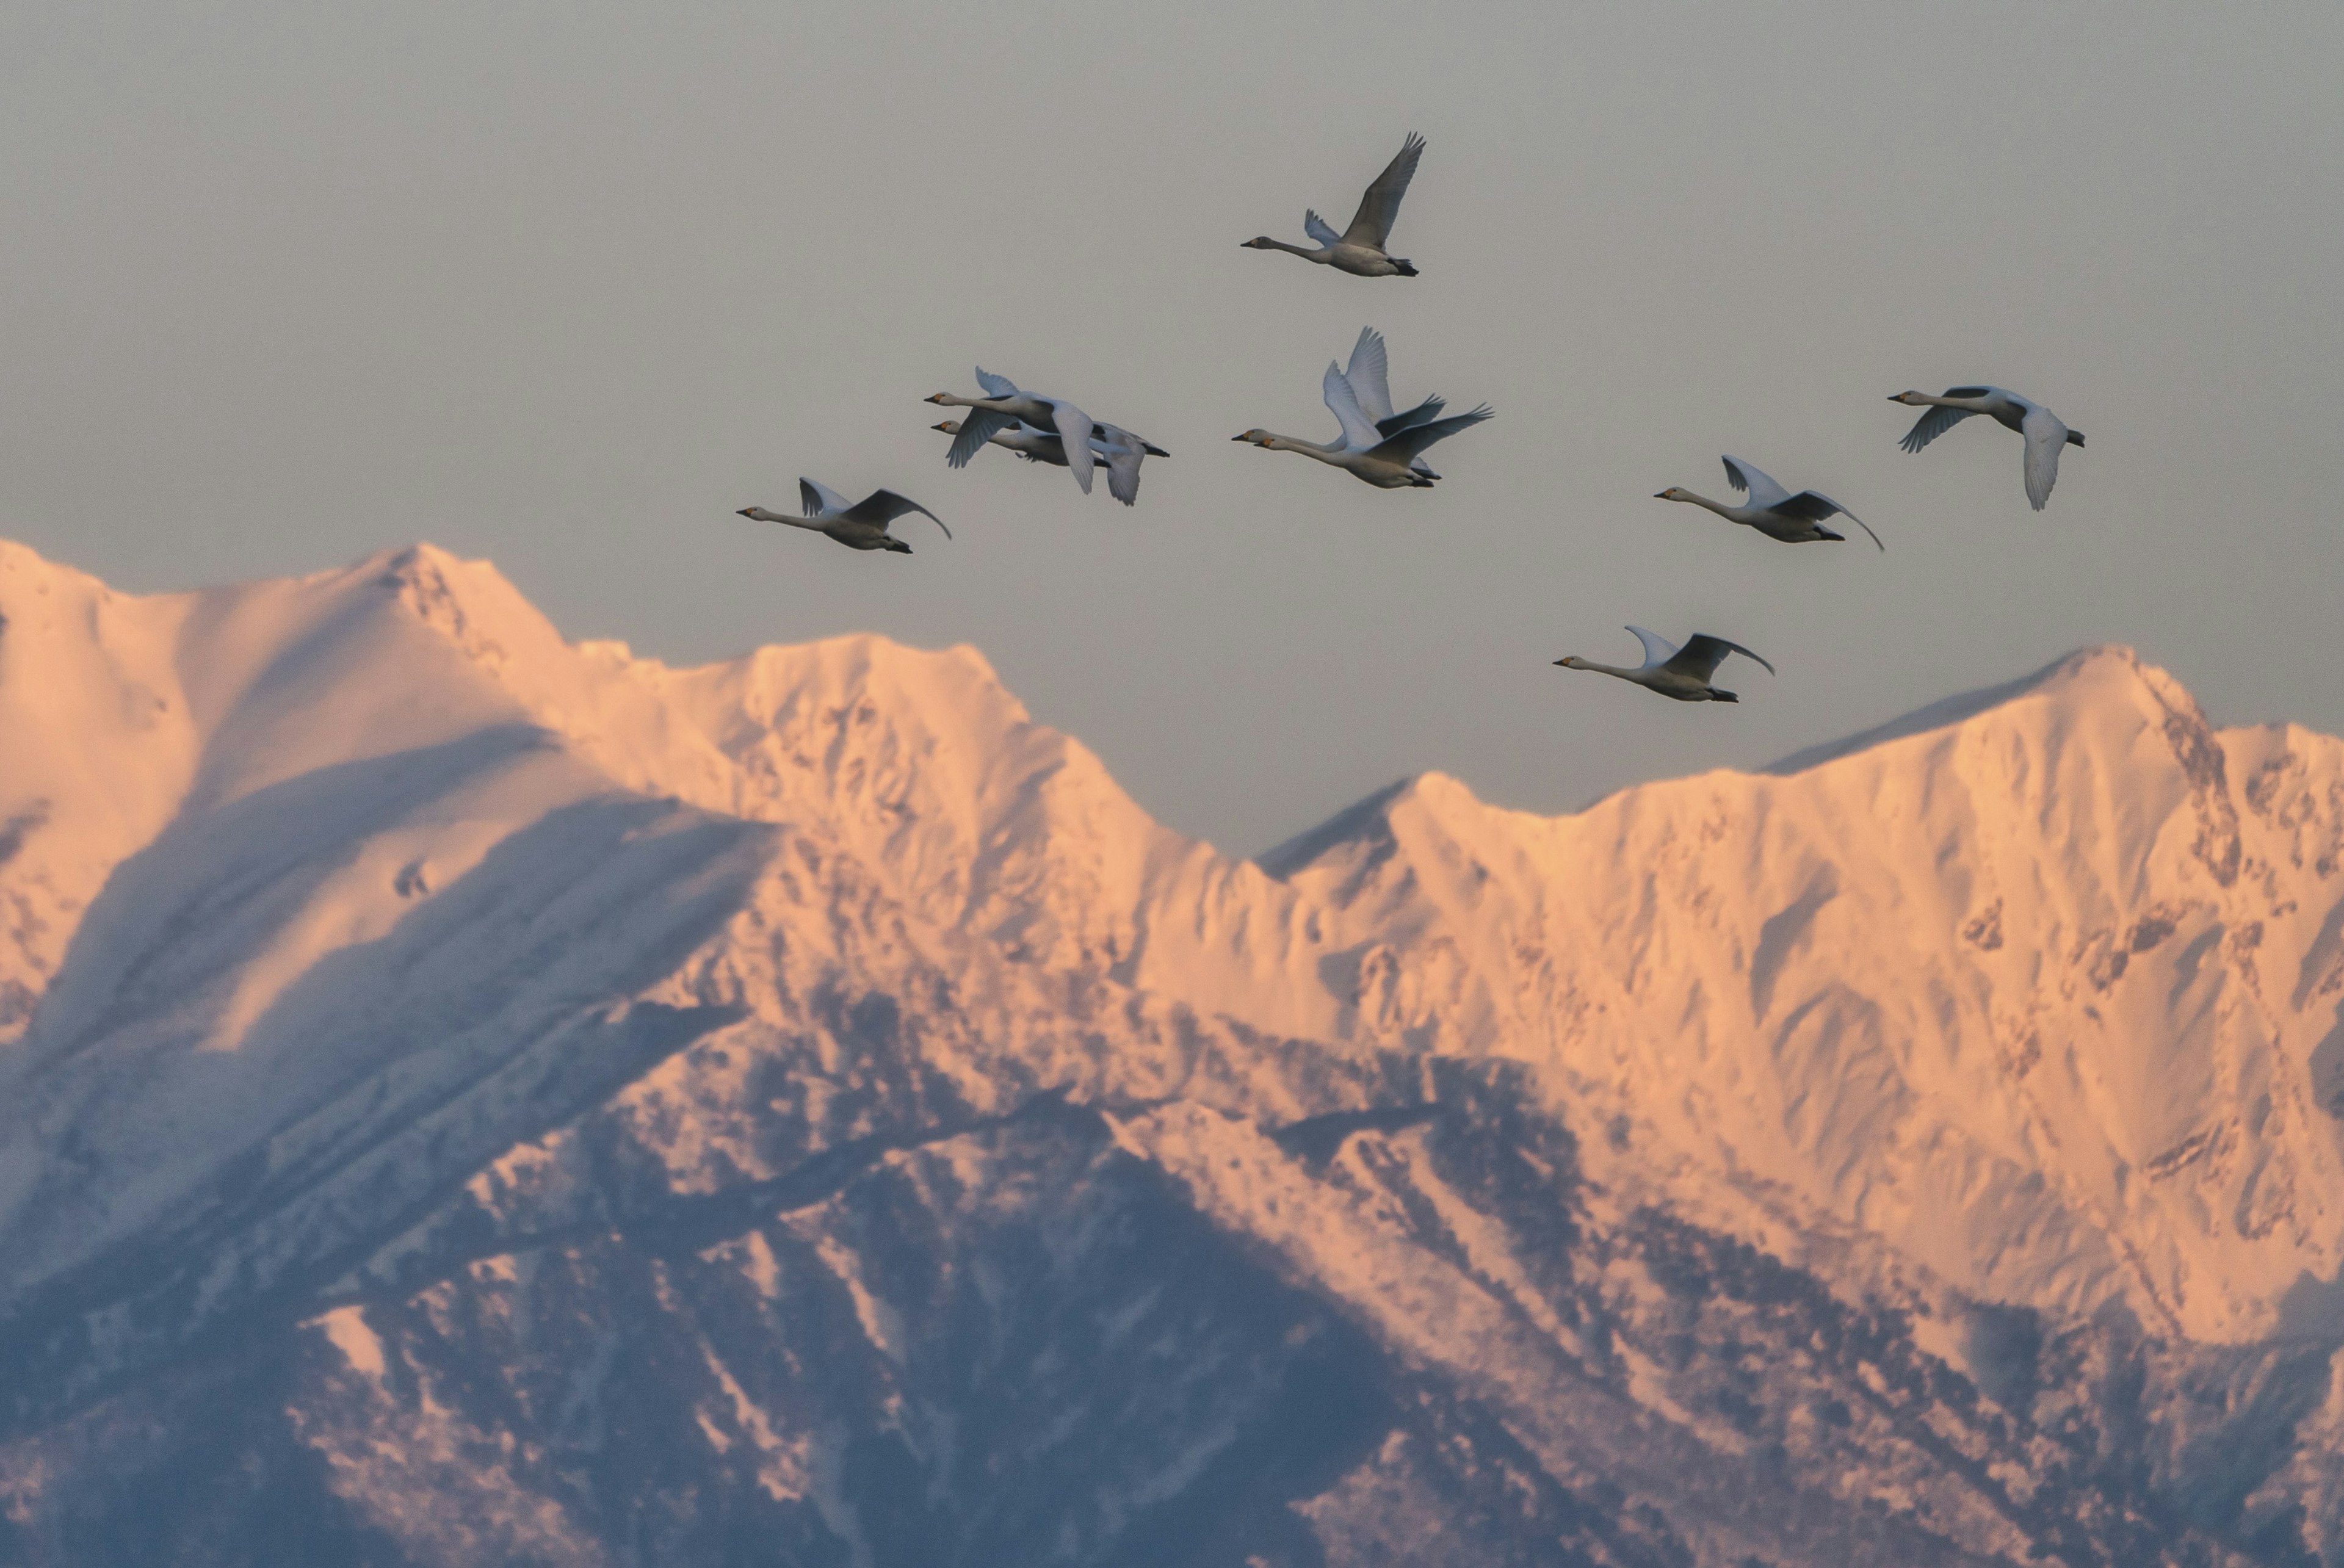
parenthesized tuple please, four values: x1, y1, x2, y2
(1, 538, 2340, 1566)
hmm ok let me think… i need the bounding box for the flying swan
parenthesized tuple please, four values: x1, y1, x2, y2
(1888, 386, 2083, 510)
(1656, 457, 1883, 549)
(1242, 134, 1427, 278)
(737, 480, 951, 554)
(1234, 330, 1489, 488)
(927, 370, 1109, 495)
(930, 419, 1170, 506)
(1554, 626, 1775, 703)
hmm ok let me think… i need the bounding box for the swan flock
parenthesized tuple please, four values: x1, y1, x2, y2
(739, 132, 2086, 709)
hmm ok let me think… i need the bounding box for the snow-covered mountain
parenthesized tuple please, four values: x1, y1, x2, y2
(2, 537, 2341, 1566)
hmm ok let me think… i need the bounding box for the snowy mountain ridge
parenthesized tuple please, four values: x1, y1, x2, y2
(2, 537, 2342, 1566)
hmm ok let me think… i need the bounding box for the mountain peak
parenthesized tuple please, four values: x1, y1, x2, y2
(0, 537, 115, 616)
(363, 541, 560, 676)
(371, 538, 478, 576)
(1763, 643, 2202, 775)
(0, 535, 61, 577)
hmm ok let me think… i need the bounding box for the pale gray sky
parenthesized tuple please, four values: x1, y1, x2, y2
(4, 4, 2339, 854)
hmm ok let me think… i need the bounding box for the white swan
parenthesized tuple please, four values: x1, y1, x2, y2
(1657, 457, 1883, 550)
(930, 418, 1168, 507)
(1234, 336, 1490, 488)
(737, 480, 950, 554)
(927, 370, 1102, 494)
(1889, 386, 2083, 510)
(1554, 626, 1775, 703)
(1242, 134, 1425, 278)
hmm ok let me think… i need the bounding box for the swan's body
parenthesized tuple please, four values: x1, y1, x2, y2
(1657, 457, 1883, 550)
(1242, 134, 1425, 278)
(1889, 385, 2083, 510)
(931, 419, 1168, 505)
(1235, 330, 1489, 488)
(738, 479, 950, 554)
(1554, 626, 1774, 703)
(927, 370, 1102, 494)
(932, 419, 1071, 465)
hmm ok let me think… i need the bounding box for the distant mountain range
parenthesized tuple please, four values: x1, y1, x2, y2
(1, 537, 2339, 1566)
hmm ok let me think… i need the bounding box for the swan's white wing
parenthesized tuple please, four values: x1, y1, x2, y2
(843, 489, 952, 539)
(1625, 625, 1680, 671)
(1342, 132, 1423, 249)
(2021, 404, 2066, 510)
(974, 367, 1021, 398)
(798, 478, 855, 518)
(1899, 405, 1977, 453)
(1667, 634, 1773, 681)
(1721, 455, 1785, 503)
(1049, 399, 1095, 494)
(1321, 360, 1384, 451)
(1303, 209, 1344, 249)
(1093, 424, 1145, 507)
(1344, 327, 1396, 424)
(1720, 455, 1792, 509)
(947, 410, 1016, 468)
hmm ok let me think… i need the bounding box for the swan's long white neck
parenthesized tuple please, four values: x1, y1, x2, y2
(1264, 433, 1349, 461)
(744, 507, 827, 530)
(1669, 490, 1740, 519)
